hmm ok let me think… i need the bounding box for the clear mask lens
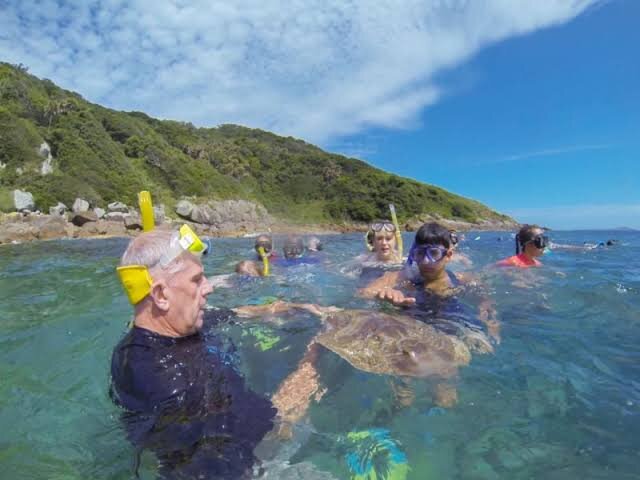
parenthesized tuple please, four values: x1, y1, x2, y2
(371, 222, 396, 232)
(414, 245, 447, 263)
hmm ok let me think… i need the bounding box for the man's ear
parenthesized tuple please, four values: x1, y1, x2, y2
(149, 280, 170, 312)
(446, 249, 454, 258)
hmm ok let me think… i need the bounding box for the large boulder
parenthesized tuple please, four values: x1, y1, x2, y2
(94, 207, 106, 219)
(30, 215, 68, 240)
(71, 211, 98, 226)
(180, 200, 271, 234)
(175, 200, 195, 219)
(0, 222, 38, 244)
(107, 201, 129, 213)
(13, 190, 35, 211)
(49, 202, 68, 216)
(72, 198, 90, 213)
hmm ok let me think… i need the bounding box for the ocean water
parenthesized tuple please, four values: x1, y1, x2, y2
(0, 231, 639, 479)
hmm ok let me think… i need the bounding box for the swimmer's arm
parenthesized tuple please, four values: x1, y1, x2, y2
(357, 271, 402, 298)
(233, 301, 340, 318)
(358, 271, 417, 307)
(478, 297, 500, 344)
(271, 342, 325, 437)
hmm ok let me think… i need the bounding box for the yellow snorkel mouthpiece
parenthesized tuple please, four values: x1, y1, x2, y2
(257, 246, 270, 276)
(389, 203, 403, 258)
(138, 191, 155, 232)
(117, 224, 211, 305)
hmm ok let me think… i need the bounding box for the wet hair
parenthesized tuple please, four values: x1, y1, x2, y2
(414, 222, 453, 249)
(120, 230, 188, 276)
(515, 224, 543, 254)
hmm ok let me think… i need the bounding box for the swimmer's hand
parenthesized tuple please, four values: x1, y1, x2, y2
(375, 288, 416, 307)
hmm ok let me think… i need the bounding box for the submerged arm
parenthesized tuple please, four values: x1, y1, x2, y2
(233, 301, 340, 319)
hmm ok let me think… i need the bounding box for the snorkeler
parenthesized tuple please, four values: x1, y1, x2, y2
(362, 219, 401, 264)
(359, 222, 500, 341)
(110, 228, 328, 478)
(497, 224, 548, 268)
(306, 236, 323, 252)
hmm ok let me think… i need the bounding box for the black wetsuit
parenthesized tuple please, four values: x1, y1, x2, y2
(109, 308, 276, 479)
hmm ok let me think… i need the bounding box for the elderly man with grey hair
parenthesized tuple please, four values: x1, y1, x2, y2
(110, 228, 328, 479)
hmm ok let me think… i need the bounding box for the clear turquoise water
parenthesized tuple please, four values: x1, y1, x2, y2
(1, 231, 639, 479)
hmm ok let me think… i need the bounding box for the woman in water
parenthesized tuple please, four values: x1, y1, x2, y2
(363, 220, 401, 264)
(497, 224, 548, 268)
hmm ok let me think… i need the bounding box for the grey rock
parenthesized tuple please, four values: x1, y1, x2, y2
(94, 207, 106, 219)
(175, 200, 195, 219)
(0, 222, 38, 244)
(71, 211, 98, 226)
(49, 202, 68, 216)
(39, 142, 54, 175)
(104, 212, 126, 222)
(107, 201, 129, 213)
(153, 204, 166, 224)
(72, 198, 90, 213)
(124, 214, 142, 230)
(13, 189, 35, 211)
(32, 215, 67, 240)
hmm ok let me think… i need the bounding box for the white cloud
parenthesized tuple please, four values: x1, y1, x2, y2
(501, 144, 612, 162)
(0, 0, 599, 143)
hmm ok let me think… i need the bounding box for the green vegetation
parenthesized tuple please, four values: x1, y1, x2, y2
(0, 62, 512, 224)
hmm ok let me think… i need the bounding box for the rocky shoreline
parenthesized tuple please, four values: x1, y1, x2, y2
(1, 189, 519, 246)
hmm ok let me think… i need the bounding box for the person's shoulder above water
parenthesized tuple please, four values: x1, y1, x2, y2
(110, 326, 188, 412)
(496, 253, 541, 268)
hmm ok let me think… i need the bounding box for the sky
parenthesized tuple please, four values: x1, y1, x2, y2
(0, 0, 638, 229)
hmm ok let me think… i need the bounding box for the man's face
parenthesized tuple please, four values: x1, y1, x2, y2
(373, 232, 396, 261)
(164, 256, 213, 336)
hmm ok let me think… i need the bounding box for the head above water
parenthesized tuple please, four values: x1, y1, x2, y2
(119, 230, 213, 337)
(254, 234, 273, 255)
(306, 236, 323, 252)
(366, 220, 397, 262)
(409, 222, 454, 278)
(283, 235, 305, 259)
(515, 224, 548, 256)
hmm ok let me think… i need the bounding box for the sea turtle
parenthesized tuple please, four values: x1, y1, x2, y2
(314, 309, 475, 379)
(262, 305, 495, 425)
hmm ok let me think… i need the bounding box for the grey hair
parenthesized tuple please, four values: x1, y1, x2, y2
(120, 230, 189, 276)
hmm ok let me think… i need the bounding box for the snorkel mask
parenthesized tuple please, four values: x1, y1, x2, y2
(365, 220, 396, 251)
(116, 224, 211, 304)
(516, 232, 549, 253)
(407, 242, 449, 265)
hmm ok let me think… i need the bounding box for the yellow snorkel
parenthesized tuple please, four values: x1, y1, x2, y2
(138, 190, 155, 232)
(257, 246, 270, 276)
(389, 203, 403, 258)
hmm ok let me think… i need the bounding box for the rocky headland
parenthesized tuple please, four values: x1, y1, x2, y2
(1, 189, 519, 245)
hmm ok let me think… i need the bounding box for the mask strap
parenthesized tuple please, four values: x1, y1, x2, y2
(406, 241, 416, 266)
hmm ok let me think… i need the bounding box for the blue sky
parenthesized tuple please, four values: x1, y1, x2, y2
(0, 0, 638, 229)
